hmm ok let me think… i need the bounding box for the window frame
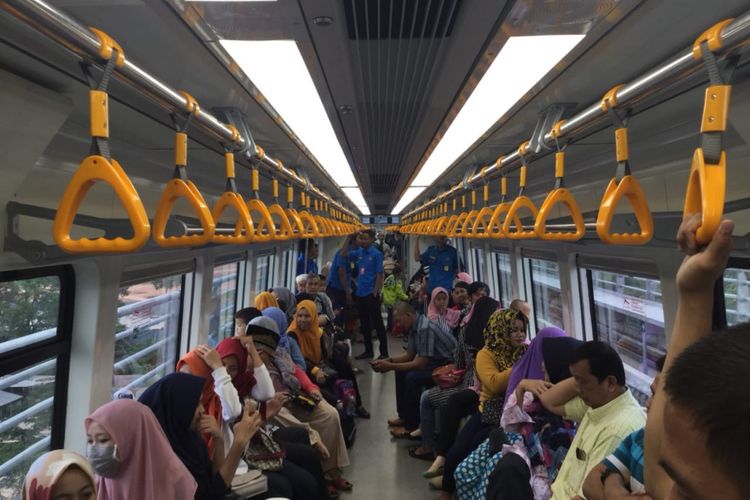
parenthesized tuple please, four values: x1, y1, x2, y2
(0, 265, 75, 451)
(209, 260, 242, 344)
(718, 257, 750, 329)
(524, 256, 563, 336)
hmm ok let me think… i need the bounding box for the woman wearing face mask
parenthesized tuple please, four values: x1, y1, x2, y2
(84, 399, 197, 499)
(23, 450, 96, 500)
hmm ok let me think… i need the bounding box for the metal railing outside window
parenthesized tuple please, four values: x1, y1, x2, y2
(208, 262, 240, 347)
(527, 258, 564, 332)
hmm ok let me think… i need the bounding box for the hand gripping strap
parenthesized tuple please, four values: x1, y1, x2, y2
(683, 148, 726, 245)
(152, 179, 216, 248)
(596, 175, 653, 245)
(53, 156, 150, 254)
(211, 192, 254, 245)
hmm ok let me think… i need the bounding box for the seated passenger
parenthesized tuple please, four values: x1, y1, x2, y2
(437, 308, 529, 498)
(23, 450, 96, 500)
(85, 399, 197, 499)
(538, 341, 646, 499)
(215, 336, 275, 401)
(466, 281, 490, 305)
(371, 301, 455, 438)
(139, 373, 262, 500)
(248, 316, 353, 492)
(581, 355, 666, 500)
(295, 274, 307, 294)
(262, 306, 306, 369)
(509, 298, 532, 320)
(254, 291, 279, 310)
(234, 307, 262, 337)
(428, 287, 461, 329)
(421, 296, 500, 478)
(449, 280, 470, 319)
(271, 286, 297, 320)
(458, 332, 581, 500)
(644, 215, 743, 499)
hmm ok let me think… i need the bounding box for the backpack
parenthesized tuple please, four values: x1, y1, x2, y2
(335, 379, 357, 419)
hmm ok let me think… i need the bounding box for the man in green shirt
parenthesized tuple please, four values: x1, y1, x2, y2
(539, 341, 646, 499)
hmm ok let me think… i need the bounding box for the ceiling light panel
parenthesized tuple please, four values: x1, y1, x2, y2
(409, 35, 584, 189)
(392, 186, 426, 214)
(220, 40, 367, 210)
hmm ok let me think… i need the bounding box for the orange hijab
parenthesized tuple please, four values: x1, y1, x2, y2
(254, 291, 279, 310)
(175, 351, 221, 455)
(288, 300, 323, 365)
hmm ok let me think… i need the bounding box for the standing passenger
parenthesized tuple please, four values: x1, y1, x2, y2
(326, 234, 358, 326)
(349, 229, 388, 360)
(414, 236, 459, 295)
(296, 238, 319, 275)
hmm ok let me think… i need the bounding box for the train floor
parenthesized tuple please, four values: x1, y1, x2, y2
(347, 334, 435, 500)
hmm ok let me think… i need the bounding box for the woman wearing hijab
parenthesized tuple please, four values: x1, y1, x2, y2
(288, 301, 369, 417)
(247, 316, 353, 494)
(457, 335, 583, 500)
(23, 450, 95, 500)
(262, 306, 306, 368)
(254, 291, 279, 311)
(427, 287, 461, 329)
(422, 296, 500, 478)
(138, 373, 261, 500)
(271, 286, 297, 319)
(84, 399, 197, 499)
(436, 308, 529, 499)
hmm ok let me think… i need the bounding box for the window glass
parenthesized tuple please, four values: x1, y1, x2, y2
(0, 276, 60, 353)
(472, 248, 484, 283)
(723, 267, 750, 326)
(208, 262, 239, 347)
(528, 258, 563, 331)
(493, 252, 513, 308)
(0, 359, 57, 498)
(589, 269, 665, 404)
(255, 255, 272, 292)
(113, 274, 183, 398)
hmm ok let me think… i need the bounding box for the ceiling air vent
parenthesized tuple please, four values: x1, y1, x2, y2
(344, 0, 463, 40)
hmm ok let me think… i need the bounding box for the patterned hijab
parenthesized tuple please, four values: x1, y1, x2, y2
(483, 308, 529, 370)
(288, 300, 323, 365)
(254, 291, 279, 310)
(23, 450, 95, 500)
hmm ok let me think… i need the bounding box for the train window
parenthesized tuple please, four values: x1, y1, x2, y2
(723, 267, 750, 326)
(112, 274, 185, 398)
(282, 248, 296, 290)
(207, 262, 240, 347)
(586, 269, 665, 403)
(0, 267, 74, 497)
(472, 248, 484, 282)
(254, 253, 274, 292)
(527, 258, 564, 331)
(491, 252, 513, 308)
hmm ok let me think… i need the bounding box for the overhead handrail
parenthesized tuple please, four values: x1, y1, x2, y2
(258, 177, 294, 240)
(313, 198, 332, 237)
(152, 91, 216, 248)
(284, 184, 305, 236)
(53, 30, 150, 254)
(297, 192, 321, 238)
(471, 170, 494, 238)
(503, 142, 539, 239)
(458, 190, 480, 237)
(595, 86, 654, 245)
(534, 121, 586, 241)
(683, 19, 737, 245)
(486, 165, 520, 238)
(448, 195, 469, 237)
(211, 148, 254, 245)
(245, 160, 277, 242)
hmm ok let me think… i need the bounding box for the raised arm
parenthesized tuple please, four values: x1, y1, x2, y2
(644, 215, 733, 498)
(538, 377, 578, 417)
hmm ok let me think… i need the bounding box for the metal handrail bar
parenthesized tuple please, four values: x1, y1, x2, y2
(403, 12, 750, 217)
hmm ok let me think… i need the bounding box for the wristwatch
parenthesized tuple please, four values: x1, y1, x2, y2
(600, 468, 624, 485)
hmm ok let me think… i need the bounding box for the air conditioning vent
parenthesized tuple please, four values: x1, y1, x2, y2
(344, 0, 462, 40)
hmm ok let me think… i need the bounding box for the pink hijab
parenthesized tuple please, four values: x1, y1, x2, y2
(85, 399, 197, 500)
(428, 287, 461, 328)
(457, 272, 473, 284)
(23, 450, 95, 500)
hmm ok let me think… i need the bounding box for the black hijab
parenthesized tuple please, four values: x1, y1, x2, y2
(138, 373, 223, 498)
(464, 296, 500, 351)
(542, 336, 585, 383)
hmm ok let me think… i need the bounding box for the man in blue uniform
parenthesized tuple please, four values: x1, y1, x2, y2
(347, 229, 388, 360)
(414, 236, 459, 294)
(326, 233, 359, 326)
(296, 238, 318, 275)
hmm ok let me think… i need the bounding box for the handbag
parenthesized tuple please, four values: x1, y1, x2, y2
(244, 430, 286, 472)
(480, 397, 505, 426)
(230, 469, 267, 498)
(431, 363, 466, 389)
(289, 392, 318, 411)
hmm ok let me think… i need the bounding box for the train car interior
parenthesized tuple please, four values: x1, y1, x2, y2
(1, 0, 749, 499)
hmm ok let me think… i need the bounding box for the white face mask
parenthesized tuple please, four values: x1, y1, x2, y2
(86, 443, 120, 478)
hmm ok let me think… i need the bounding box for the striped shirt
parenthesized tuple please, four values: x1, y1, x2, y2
(408, 315, 456, 366)
(603, 428, 645, 493)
